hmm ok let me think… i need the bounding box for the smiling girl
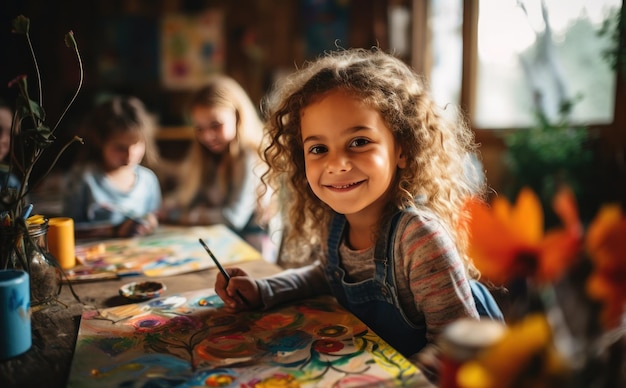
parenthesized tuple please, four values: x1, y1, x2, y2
(213, 48, 502, 380)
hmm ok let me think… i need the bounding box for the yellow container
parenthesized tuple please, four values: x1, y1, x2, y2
(47, 217, 76, 269)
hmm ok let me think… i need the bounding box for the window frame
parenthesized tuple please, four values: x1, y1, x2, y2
(411, 0, 626, 150)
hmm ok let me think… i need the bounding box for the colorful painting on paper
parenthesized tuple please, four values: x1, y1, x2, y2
(70, 225, 261, 280)
(67, 292, 428, 387)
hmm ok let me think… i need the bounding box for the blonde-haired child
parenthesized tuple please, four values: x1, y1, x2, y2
(159, 75, 269, 254)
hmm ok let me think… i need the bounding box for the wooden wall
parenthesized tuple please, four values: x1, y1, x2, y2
(2, 0, 624, 208)
(1, 0, 389, 168)
(2, 0, 388, 124)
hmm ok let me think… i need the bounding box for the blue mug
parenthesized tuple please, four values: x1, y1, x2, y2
(0, 270, 31, 359)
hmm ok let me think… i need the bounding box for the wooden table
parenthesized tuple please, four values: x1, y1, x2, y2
(0, 257, 283, 388)
(1, 224, 434, 388)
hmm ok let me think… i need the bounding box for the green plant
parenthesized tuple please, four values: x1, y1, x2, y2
(598, 5, 626, 79)
(502, 101, 594, 227)
(0, 15, 83, 270)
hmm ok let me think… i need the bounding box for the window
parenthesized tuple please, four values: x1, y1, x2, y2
(428, 0, 464, 112)
(426, 0, 622, 130)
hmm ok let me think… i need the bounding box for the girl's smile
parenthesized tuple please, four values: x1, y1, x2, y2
(301, 89, 406, 222)
(324, 180, 365, 191)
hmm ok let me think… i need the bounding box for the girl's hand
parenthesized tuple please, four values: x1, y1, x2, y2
(138, 213, 158, 234)
(115, 219, 137, 237)
(115, 213, 158, 237)
(214, 267, 262, 312)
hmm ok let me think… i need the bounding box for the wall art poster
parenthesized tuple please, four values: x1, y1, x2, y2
(161, 10, 225, 89)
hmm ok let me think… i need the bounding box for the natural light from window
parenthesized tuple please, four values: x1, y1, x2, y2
(429, 0, 464, 117)
(474, 0, 620, 128)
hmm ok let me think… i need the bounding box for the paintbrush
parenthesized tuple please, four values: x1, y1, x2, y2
(198, 238, 252, 307)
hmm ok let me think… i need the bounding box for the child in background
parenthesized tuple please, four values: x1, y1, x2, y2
(0, 99, 20, 190)
(62, 96, 161, 238)
(213, 48, 502, 380)
(159, 75, 270, 255)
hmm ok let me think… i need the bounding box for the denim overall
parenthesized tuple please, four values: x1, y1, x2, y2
(325, 212, 427, 357)
(324, 211, 504, 358)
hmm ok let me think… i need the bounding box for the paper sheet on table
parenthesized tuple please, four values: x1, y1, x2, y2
(67, 292, 430, 387)
(69, 225, 261, 280)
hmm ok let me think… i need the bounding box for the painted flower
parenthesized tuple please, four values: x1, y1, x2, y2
(164, 315, 204, 334)
(463, 187, 583, 285)
(196, 333, 258, 359)
(456, 314, 568, 388)
(127, 314, 169, 332)
(254, 312, 303, 330)
(263, 330, 312, 353)
(585, 204, 626, 328)
(205, 372, 236, 387)
(248, 373, 298, 388)
(312, 338, 345, 354)
(315, 324, 349, 338)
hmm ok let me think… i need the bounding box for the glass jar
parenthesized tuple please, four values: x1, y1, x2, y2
(3, 215, 82, 309)
(24, 217, 62, 305)
(438, 318, 506, 388)
(0, 217, 64, 306)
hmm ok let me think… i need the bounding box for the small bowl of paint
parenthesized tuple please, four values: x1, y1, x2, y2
(119, 281, 166, 301)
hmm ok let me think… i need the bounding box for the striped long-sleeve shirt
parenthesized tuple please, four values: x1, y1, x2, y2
(256, 209, 478, 352)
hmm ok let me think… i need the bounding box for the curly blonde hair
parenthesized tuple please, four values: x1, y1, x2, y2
(262, 48, 484, 276)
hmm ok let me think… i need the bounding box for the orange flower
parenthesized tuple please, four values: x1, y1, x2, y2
(463, 187, 583, 285)
(585, 204, 626, 328)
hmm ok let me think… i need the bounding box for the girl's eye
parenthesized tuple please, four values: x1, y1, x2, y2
(196, 122, 222, 132)
(350, 138, 370, 147)
(308, 145, 327, 155)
